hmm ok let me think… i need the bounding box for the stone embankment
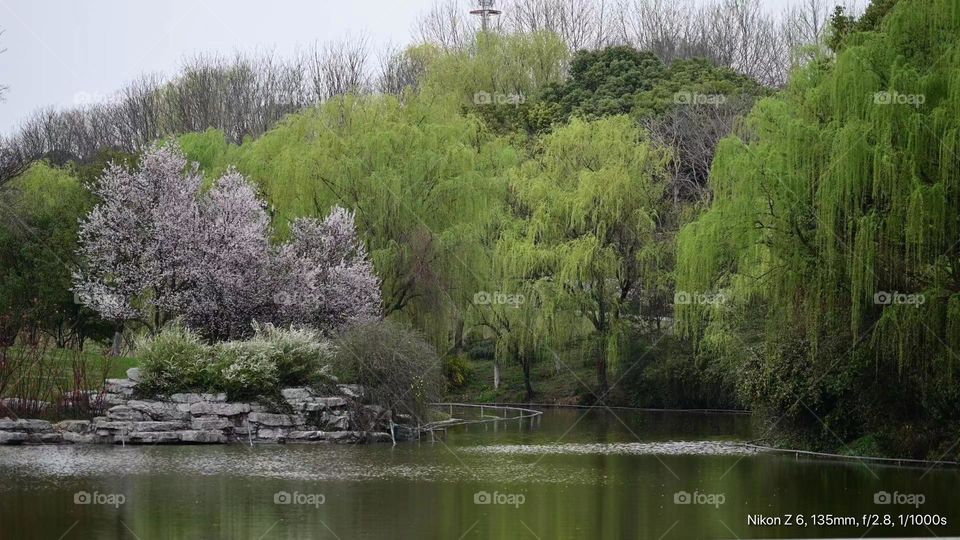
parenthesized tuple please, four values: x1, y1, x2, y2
(0, 369, 419, 445)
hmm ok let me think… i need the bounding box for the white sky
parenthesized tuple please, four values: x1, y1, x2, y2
(0, 0, 797, 133)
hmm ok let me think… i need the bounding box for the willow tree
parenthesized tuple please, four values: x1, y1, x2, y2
(506, 116, 669, 392)
(676, 0, 960, 456)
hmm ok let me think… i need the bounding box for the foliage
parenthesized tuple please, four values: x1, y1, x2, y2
(137, 324, 333, 399)
(676, 0, 960, 457)
(331, 320, 444, 418)
(136, 326, 215, 396)
(442, 355, 473, 388)
(0, 162, 109, 348)
(532, 47, 767, 130)
(497, 116, 670, 391)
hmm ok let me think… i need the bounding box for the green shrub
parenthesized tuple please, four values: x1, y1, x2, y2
(332, 320, 444, 419)
(137, 327, 216, 395)
(442, 355, 473, 388)
(136, 325, 333, 400)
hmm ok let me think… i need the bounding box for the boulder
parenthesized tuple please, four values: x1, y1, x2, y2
(189, 402, 250, 417)
(105, 378, 137, 395)
(131, 421, 188, 432)
(0, 432, 28, 444)
(180, 430, 227, 444)
(256, 427, 290, 440)
(125, 431, 182, 444)
(318, 397, 348, 409)
(281, 387, 313, 400)
(126, 368, 142, 382)
(191, 416, 233, 431)
(28, 432, 63, 444)
(320, 412, 351, 431)
(337, 384, 363, 399)
(248, 412, 303, 427)
(126, 400, 191, 422)
(106, 406, 147, 422)
(169, 393, 205, 404)
(62, 432, 95, 444)
(55, 420, 91, 433)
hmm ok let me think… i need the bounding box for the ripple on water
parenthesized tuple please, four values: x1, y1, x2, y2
(462, 441, 759, 456)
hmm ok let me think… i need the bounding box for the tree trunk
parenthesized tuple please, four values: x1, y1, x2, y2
(522, 360, 535, 401)
(109, 325, 124, 357)
(596, 355, 608, 395)
(493, 360, 501, 390)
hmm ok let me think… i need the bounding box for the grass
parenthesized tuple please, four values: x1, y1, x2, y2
(0, 346, 138, 398)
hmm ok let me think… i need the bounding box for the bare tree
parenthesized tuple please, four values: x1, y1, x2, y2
(0, 28, 7, 101)
(415, 0, 480, 50)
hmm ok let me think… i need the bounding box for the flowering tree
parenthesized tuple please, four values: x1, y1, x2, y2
(185, 171, 274, 341)
(73, 145, 204, 342)
(74, 144, 382, 344)
(274, 207, 382, 331)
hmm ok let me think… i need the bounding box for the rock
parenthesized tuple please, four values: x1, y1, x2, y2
(126, 400, 191, 422)
(62, 432, 95, 444)
(286, 430, 325, 441)
(0, 432, 28, 444)
(190, 402, 250, 417)
(256, 427, 290, 440)
(105, 378, 137, 395)
(28, 432, 63, 444)
(54, 420, 91, 433)
(125, 431, 182, 444)
(337, 384, 363, 399)
(126, 368, 142, 382)
(191, 416, 233, 430)
(202, 393, 227, 403)
(10, 419, 53, 433)
(324, 431, 363, 443)
(92, 420, 134, 432)
(248, 412, 303, 427)
(318, 397, 348, 409)
(180, 430, 227, 444)
(170, 393, 205, 404)
(0, 417, 14, 430)
(103, 393, 129, 406)
(106, 405, 147, 422)
(320, 412, 350, 431)
(131, 421, 188, 432)
(365, 432, 394, 444)
(281, 387, 314, 400)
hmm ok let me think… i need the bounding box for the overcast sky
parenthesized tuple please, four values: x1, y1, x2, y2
(0, 0, 796, 133)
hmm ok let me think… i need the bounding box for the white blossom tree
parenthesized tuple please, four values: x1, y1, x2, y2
(74, 144, 382, 345)
(185, 170, 274, 341)
(274, 207, 382, 331)
(73, 144, 204, 351)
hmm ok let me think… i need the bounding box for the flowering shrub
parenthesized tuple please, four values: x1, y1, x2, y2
(137, 327, 215, 395)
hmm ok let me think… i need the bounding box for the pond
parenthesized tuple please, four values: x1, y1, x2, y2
(0, 407, 956, 539)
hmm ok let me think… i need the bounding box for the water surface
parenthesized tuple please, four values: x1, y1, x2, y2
(1, 408, 956, 539)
